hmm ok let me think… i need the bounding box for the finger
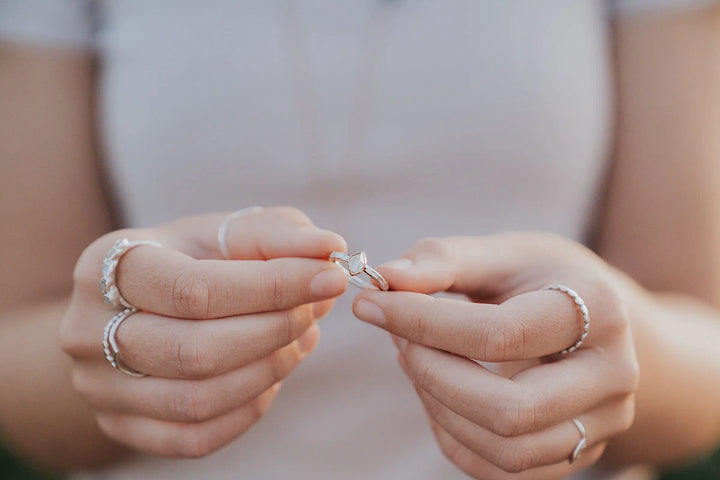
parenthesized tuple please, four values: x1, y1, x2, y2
(413, 375, 634, 472)
(74, 325, 319, 422)
(96, 385, 280, 458)
(113, 244, 347, 318)
(69, 304, 316, 378)
(354, 288, 592, 361)
(118, 306, 320, 378)
(374, 234, 596, 298)
(430, 420, 606, 480)
(158, 206, 347, 260)
(313, 299, 335, 320)
(398, 342, 637, 436)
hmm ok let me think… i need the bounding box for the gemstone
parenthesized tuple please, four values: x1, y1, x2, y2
(102, 264, 113, 277)
(348, 252, 367, 276)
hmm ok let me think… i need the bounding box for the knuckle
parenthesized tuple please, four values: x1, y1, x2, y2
(412, 237, 455, 261)
(247, 395, 268, 424)
(174, 331, 218, 378)
(414, 360, 435, 392)
(400, 308, 430, 345)
(594, 281, 629, 338)
(492, 389, 537, 437)
(170, 383, 214, 423)
(271, 344, 303, 382)
(274, 310, 294, 348)
(478, 312, 524, 362)
(70, 369, 98, 405)
(619, 358, 641, 396)
(94, 413, 118, 439)
(59, 312, 81, 357)
(171, 269, 212, 318)
(494, 440, 537, 474)
(273, 206, 312, 225)
(437, 435, 463, 465)
(269, 268, 287, 309)
(72, 250, 95, 289)
(421, 393, 443, 419)
(273, 308, 304, 348)
(174, 432, 216, 459)
(617, 396, 637, 432)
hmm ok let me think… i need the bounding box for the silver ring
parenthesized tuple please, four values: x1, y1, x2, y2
(329, 251, 389, 291)
(100, 238, 162, 308)
(569, 417, 587, 464)
(543, 284, 590, 354)
(102, 308, 146, 377)
(217, 207, 263, 259)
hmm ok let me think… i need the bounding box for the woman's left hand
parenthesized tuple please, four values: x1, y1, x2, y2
(352, 233, 640, 480)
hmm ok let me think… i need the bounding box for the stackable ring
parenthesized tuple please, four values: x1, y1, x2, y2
(217, 207, 263, 259)
(543, 284, 590, 354)
(329, 251, 389, 291)
(100, 238, 162, 308)
(102, 308, 146, 377)
(569, 417, 587, 464)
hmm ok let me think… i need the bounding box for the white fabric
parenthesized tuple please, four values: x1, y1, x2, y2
(0, 0, 93, 48)
(0, 1, 714, 479)
(614, 0, 717, 14)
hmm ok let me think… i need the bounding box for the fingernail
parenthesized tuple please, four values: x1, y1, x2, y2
(311, 268, 347, 298)
(379, 258, 413, 270)
(353, 299, 385, 327)
(390, 334, 408, 353)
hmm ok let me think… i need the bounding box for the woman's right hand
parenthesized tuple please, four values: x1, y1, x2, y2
(60, 207, 348, 458)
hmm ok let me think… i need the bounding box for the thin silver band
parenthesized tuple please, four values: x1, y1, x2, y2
(329, 251, 389, 291)
(569, 417, 587, 464)
(102, 308, 146, 377)
(100, 238, 162, 308)
(217, 207, 263, 259)
(543, 284, 590, 354)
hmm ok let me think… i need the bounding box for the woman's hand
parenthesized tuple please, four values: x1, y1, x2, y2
(353, 233, 640, 480)
(60, 207, 348, 458)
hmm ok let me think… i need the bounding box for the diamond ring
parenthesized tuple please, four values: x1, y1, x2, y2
(329, 251, 389, 291)
(100, 238, 162, 308)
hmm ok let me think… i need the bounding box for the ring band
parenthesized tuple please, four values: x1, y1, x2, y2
(329, 251, 389, 291)
(217, 207, 263, 259)
(569, 417, 587, 464)
(102, 308, 146, 377)
(100, 238, 162, 308)
(543, 284, 590, 354)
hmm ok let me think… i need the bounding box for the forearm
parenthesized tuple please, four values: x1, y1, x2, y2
(603, 286, 720, 467)
(0, 296, 131, 472)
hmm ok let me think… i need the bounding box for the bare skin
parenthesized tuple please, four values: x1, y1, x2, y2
(1, 5, 719, 478)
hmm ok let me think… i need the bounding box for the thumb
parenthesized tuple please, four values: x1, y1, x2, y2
(376, 234, 572, 298)
(159, 206, 347, 261)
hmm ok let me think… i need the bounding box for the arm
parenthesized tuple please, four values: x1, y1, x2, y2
(599, 4, 720, 465)
(0, 43, 350, 475)
(350, 12, 720, 472)
(0, 41, 124, 470)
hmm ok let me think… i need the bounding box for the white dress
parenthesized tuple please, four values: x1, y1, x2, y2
(0, 1, 714, 479)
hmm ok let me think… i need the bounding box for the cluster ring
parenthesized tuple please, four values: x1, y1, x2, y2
(543, 284, 590, 354)
(100, 238, 162, 308)
(329, 251, 389, 291)
(102, 308, 146, 377)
